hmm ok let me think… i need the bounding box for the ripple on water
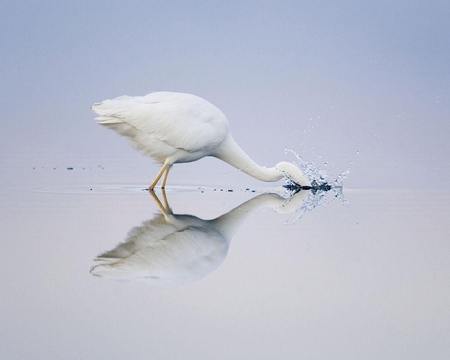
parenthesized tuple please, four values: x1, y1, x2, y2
(33, 184, 269, 195)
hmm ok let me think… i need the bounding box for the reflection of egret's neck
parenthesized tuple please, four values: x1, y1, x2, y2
(149, 189, 308, 241)
(210, 193, 281, 239)
(212, 191, 308, 239)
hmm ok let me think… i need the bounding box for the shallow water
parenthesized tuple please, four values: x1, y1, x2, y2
(1, 167, 450, 360)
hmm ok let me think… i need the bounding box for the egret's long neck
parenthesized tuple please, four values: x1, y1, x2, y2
(212, 136, 283, 182)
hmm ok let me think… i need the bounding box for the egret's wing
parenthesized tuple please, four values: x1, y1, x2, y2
(92, 92, 229, 152)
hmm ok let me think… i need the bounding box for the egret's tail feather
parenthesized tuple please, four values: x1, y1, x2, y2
(91, 100, 126, 124)
(94, 115, 123, 124)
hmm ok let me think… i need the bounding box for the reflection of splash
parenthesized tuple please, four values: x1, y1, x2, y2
(91, 190, 308, 286)
(282, 149, 349, 223)
(284, 188, 345, 224)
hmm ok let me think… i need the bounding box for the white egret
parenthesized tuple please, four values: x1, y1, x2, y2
(92, 92, 310, 189)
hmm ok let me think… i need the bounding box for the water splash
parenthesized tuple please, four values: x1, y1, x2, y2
(282, 149, 349, 223)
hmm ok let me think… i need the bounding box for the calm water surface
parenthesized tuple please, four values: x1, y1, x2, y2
(1, 167, 449, 360)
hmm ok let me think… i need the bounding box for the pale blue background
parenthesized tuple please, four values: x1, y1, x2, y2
(1, 0, 449, 188)
(1, 2, 450, 359)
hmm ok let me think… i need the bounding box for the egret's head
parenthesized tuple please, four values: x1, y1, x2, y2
(275, 161, 311, 187)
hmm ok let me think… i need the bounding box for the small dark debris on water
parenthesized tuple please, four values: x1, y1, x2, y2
(67, 167, 73, 170)
(227, 189, 233, 192)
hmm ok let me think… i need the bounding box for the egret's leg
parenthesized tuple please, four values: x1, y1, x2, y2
(160, 164, 172, 189)
(149, 163, 170, 190)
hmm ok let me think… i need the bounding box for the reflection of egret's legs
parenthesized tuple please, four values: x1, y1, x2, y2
(149, 190, 171, 215)
(160, 189, 171, 212)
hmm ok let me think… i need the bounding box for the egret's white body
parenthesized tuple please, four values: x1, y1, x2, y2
(92, 92, 310, 189)
(91, 191, 307, 285)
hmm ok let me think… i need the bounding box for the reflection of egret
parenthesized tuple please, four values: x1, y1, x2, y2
(92, 92, 310, 190)
(91, 190, 307, 285)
